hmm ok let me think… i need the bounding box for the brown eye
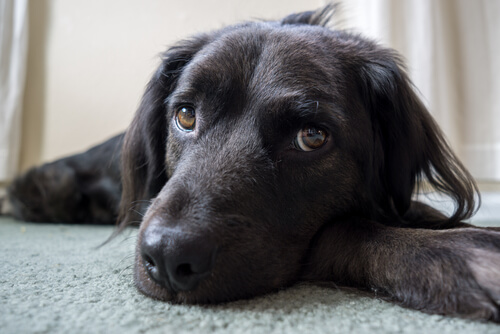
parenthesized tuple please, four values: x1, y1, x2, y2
(294, 126, 327, 151)
(176, 107, 196, 131)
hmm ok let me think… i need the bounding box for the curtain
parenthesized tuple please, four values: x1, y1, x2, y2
(336, 0, 500, 181)
(0, 0, 28, 182)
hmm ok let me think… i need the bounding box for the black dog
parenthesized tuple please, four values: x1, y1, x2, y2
(7, 6, 500, 322)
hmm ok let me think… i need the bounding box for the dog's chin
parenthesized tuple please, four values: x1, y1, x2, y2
(133, 252, 296, 304)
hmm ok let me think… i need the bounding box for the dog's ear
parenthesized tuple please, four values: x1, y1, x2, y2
(357, 46, 478, 225)
(281, 4, 337, 27)
(118, 36, 210, 228)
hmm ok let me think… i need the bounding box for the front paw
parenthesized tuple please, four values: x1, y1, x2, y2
(301, 220, 500, 322)
(464, 240, 500, 318)
(393, 228, 500, 322)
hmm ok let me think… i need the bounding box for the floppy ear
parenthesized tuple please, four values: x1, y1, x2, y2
(358, 47, 478, 225)
(118, 36, 210, 228)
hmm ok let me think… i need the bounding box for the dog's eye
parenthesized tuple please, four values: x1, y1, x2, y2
(176, 107, 196, 131)
(293, 126, 327, 152)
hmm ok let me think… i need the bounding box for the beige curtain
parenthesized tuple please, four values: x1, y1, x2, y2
(336, 0, 500, 181)
(0, 0, 28, 182)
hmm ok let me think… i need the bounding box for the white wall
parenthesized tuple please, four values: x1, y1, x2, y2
(21, 0, 324, 171)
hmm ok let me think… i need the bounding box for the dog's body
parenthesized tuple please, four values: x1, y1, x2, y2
(7, 134, 123, 223)
(6, 6, 500, 322)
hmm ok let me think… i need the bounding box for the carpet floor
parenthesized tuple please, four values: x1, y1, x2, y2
(1, 195, 500, 333)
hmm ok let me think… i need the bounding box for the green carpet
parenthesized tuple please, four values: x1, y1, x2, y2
(1, 216, 499, 334)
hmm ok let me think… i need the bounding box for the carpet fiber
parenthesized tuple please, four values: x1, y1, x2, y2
(1, 206, 500, 333)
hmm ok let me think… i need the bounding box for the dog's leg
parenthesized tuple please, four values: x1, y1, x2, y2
(303, 218, 500, 321)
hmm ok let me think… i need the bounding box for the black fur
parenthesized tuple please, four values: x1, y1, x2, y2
(8, 134, 123, 223)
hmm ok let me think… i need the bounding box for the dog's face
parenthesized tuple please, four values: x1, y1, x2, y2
(134, 24, 370, 303)
(120, 9, 475, 304)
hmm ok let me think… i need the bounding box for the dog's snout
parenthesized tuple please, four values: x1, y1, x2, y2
(140, 223, 217, 293)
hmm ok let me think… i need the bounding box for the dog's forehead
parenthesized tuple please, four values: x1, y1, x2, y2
(176, 25, 337, 105)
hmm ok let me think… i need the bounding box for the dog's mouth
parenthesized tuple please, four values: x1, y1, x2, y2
(134, 253, 281, 304)
(133, 230, 303, 304)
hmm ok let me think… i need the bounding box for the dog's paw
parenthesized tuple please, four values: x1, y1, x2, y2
(464, 244, 500, 318)
(400, 228, 500, 322)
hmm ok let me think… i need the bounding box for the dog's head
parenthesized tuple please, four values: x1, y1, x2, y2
(119, 6, 477, 303)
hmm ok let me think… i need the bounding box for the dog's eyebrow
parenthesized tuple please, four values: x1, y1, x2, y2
(164, 89, 197, 108)
(284, 98, 322, 120)
(267, 94, 344, 123)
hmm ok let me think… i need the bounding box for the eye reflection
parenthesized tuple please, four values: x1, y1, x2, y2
(176, 107, 196, 131)
(293, 126, 327, 152)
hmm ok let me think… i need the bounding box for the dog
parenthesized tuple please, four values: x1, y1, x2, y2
(6, 6, 500, 322)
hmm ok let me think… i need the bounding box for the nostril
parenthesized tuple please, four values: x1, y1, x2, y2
(176, 263, 194, 277)
(143, 254, 156, 271)
(142, 253, 163, 283)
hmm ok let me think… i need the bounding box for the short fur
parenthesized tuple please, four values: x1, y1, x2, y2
(7, 6, 500, 322)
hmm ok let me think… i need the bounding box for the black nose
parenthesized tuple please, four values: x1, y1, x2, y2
(140, 223, 217, 292)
